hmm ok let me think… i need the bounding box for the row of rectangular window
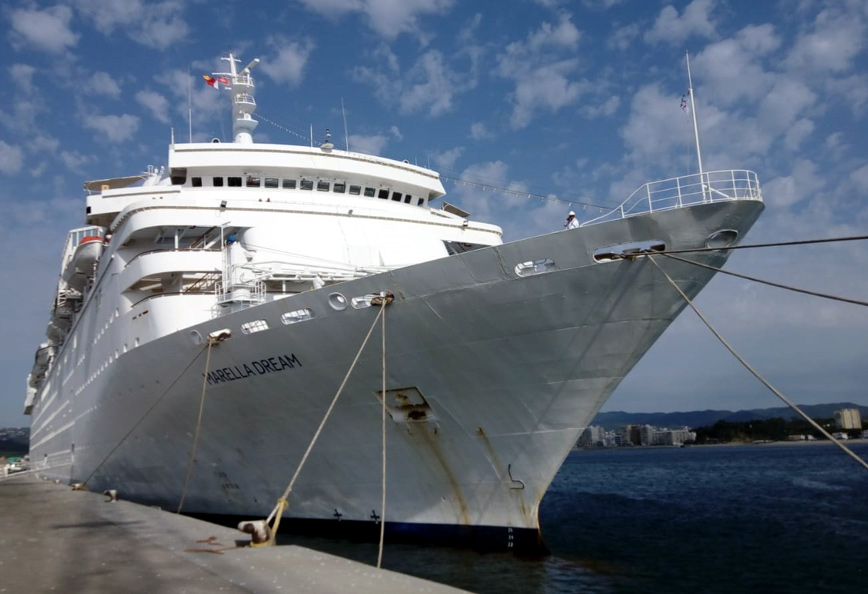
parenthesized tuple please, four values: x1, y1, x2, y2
(190, 176, 424, 205)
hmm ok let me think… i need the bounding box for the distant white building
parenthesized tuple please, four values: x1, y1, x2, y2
(578, 426, 605, 448)
(835, 408, 862, 430)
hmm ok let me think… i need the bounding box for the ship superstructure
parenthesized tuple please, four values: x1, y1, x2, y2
(26, 53, 764, 550)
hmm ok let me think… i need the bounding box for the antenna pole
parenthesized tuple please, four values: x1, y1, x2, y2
(341, 98, 349, 151)
(187, 65, 193, 142)
(686, 50, 703, 177)
(310, 124, 313, 148)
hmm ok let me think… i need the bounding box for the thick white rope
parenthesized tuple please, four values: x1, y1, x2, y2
(177, 338, 215, 513)
(377, 298, 387, 568)
(266, 305, 387, 531)
(645, 254, 868, 472)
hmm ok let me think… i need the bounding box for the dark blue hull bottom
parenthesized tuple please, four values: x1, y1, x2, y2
(191, 514, 549, 554)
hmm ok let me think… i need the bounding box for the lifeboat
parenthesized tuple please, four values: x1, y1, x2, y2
(62, 235, 104, 291)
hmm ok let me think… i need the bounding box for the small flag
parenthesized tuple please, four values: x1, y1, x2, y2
(203, 74, 219, 89)
(217, 76, 230, 85)
(680, 94, 688, 111)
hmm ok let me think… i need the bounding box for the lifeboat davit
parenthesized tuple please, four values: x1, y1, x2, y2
(62, 235, 103, 291)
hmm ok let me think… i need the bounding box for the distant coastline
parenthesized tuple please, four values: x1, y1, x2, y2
(573, 438, 868, 451)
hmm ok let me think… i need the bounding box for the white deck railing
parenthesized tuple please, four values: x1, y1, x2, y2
(581, 170, 762, 227)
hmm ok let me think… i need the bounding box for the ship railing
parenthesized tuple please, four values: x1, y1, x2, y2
(580, 170, 762, 227)
(235, 93, 256, 106)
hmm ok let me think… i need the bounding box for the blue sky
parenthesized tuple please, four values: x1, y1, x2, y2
(1, 0, 867, 427)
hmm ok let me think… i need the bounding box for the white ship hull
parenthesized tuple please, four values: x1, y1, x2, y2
(29, 198, 762, 549)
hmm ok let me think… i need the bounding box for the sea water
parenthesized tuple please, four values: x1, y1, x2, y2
(281, 442, 868, 593)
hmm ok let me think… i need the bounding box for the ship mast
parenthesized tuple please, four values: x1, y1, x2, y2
(685, 50, 703, 177)
(220, 53, 261, 144)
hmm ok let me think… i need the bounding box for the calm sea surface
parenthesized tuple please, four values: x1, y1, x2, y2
(280, 442, 868, 593)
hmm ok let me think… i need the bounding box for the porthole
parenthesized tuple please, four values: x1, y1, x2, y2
(328, 293, 348, 311)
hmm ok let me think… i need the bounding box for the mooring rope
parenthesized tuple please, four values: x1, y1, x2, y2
(656, 234, 868, 255)
(658, 252, 868, 308)
(644, 254, 868, 473)
(81, 345, 209, 488)
(177, 338, 216, 513)
(377, 297, 387, 569)
(265, 299, 390, 543)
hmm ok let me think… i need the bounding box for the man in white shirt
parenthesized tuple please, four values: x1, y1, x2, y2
(565, 211, 579, 229)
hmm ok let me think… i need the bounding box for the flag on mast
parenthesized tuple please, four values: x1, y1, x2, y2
(203, 74, 219, 89)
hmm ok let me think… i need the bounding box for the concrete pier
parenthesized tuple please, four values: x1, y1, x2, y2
(0, 473, 466, 593)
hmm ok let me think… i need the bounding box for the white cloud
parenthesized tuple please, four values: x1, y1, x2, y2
(762, 159, 825, 208)
(10, 64, 37, 95)
(692, 24, 779, 107)
(783, 118, 814, 152)
(260, 38, 315, 86)
(580, 95, 620, 118)
(526, 13, 581, 51)
(850, 163, 868, 194)
(469, 122, 491, 140)
(607, 22, 640, 51)
(389, 126, 403, 141)
(59, 150, 92, 173)
(295, 0, 455, 40)
(348, 134, 388, 156)
(757, 77, 817, 133)
(619, 83, 688, 169)
(353, 49, 472, 117)
(0, 142, 24, 175)
(496, 15, 588, 129)
(826, 74, 868, 117)
(73, 0, 189, 50)
(644, 0, 717, 46)
(9, 5, 78, 54)
(135, 90, 170, 124)
(83, 114, 140, 143)
(398, 51, 459, 116)
(88, 71, 122, 98)
(430, 147, 464, 170)
(786, 6, 866, 73)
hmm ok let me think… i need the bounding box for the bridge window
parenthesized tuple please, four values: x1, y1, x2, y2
(213, 177, 224, 187)
(228, 177, 242, 187)
(404, 195, 412, 203)
(317, 180, 330, 192)
(264, 177, 279, 188)
(378, 189, 389, 199)
(300, 180, 314, 191)
(349, 185, 361, 195)
(191, 177, 202, 187)
(333, 182, 346, 193)
(364, 187, 376, 197)
(392, 192, 402, 202)
(282, 179, 296, 189)
(246, 176, 260, 187)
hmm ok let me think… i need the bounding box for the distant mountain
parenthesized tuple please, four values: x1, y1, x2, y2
(591, 403, 868, 430)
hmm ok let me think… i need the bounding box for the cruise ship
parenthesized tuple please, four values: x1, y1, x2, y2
(25, 54, 763, 550)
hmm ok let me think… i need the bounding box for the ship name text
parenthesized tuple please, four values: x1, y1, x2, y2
(203, 353, 302, 385)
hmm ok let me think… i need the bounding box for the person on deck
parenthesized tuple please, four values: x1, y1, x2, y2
(565, 211, 579, 229)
